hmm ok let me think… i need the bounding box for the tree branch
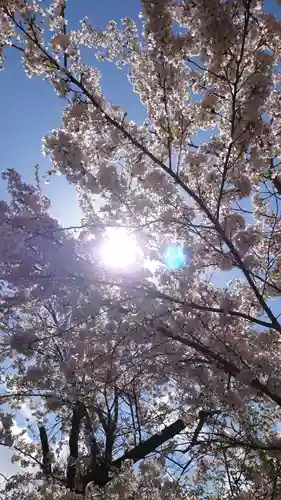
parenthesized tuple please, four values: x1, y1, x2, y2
(112, 418, 186, 467)
(66, 401, 84, 490)
(158, 326, 281, 408)
(39, 425, 51, 474)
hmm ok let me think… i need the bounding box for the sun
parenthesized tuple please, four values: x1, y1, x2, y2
(101, 227, 141, 270)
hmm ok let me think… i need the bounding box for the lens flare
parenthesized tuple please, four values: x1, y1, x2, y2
(164, 245, 188, 270)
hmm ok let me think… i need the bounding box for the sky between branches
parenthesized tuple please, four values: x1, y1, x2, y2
(0, 0, 279, 226)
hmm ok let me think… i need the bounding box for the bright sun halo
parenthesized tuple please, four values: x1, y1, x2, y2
(101, 227, 140, 270)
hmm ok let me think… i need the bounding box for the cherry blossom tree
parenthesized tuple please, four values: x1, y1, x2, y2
(2, 0, 281, 498)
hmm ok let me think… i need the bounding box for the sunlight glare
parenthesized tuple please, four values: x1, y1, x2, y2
(101, 227, 141, 270)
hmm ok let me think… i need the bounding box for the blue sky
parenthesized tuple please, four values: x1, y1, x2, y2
(0, 0, 142, 225)
(0, 0, 280, 225)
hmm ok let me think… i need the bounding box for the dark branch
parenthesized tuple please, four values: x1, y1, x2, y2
(66, 401, 84, 490)
(112, 418, 186, 467)
(273, 175, 281, 196)
(105, 389, 118, 463)
(39, 425, 51, 474)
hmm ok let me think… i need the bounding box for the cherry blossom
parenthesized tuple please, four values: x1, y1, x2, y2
(2, 0, 281, 498)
